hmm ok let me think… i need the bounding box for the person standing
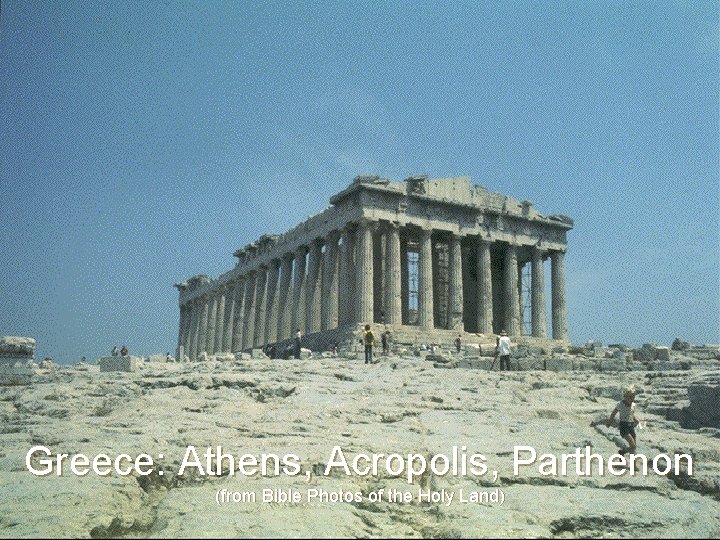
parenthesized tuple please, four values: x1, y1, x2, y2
(381, 331, 390, 356)
(496, 331, 511, 371)
(111, 346, 118, 357)
(454, 334, 462, 354)
(294, 329, 302, 359)
(362, 324, 375, 364)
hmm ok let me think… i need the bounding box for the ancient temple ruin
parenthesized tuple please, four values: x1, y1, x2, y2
(174, 176, 573, 359)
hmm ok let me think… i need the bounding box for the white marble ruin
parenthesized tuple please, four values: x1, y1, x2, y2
(174, 176, 573, 360)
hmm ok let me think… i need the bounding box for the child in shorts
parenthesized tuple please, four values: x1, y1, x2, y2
(606, 385, 643, 455)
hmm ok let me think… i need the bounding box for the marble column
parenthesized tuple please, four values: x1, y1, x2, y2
(531, 249, 547, 338)
(223, 282, 236, 353)
(253, 267, 268, 348)
(214, 289, 226, 354)
(188, 300, 199, 360)
(265, 260, 281, 345)
(448, 233, 464, 331)
(197, 298, 210, 356)
(384, 223, 402, 325)
(277, 255, 294, 341)
(338, 227, 354, 325)
(177, 305, 187, 352)
(476, 238, 493, 334)
(205, 294, 218, 354)
(322, 231, 340, 331)
(291, 246, 307, 334)
(419, 228, 434, 330)
(504, 244, 520, 336)
(242, 273, 257, 350)
(231, 278, 246, 352)
(305, 240, 323, 334)
(355, 220, 374, 324)
(518, 263, 525, 335)
(551, 251, 568, 341)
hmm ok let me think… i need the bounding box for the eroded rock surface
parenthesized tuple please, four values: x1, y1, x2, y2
(0, 358, 718, 538)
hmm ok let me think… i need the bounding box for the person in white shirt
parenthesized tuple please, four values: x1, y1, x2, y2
(607, 385, 643, 455)
(496, 330, 512, 371)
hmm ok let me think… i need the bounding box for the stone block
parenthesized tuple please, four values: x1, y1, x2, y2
(0, 365, 33, 385)
(544, 358, 573, 371)
(214, 353, 235, 362)
(0, 336, 36, 357)
(571, 358, 595, 371)
(251, 349, 269, 359)
(598, 359, 626, 372)
(685, 383, 720, 428)
(655, 346, 671, 362)
(98, 356, 140, 372)
(299, 348, 312, 360)
(426, 354, 450, 363)
(234, 352, 251, 361)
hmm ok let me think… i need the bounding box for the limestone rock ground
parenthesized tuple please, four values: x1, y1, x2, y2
(0, 358, 719, 538)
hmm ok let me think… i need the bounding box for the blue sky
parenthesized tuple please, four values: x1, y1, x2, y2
(1, 1, 717, 362)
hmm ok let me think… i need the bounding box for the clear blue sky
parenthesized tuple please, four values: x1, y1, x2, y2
(1, 1, 718, 362)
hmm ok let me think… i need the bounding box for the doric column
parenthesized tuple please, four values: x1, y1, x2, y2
(291, 246, 307, 334)
(531, 249, 547, 338)
(551, 251, 568, 341)
(305, 240, 323, 334)
(338, 227, 355, 325)
(231, 277, 246, 352)
(277, 254, 294, 340)
(476, 238, 493, 334)
(242, 272, 257, 350)
(265, 260, 281, 345)
(385, 223, 402, 325)
(355, 220, 374, 324)
(177, 305, 186, 352)
(188, 300, 199, 360)
(518, 263, 524, 334)
(222, 282, 236, 352)
(214, 289, 226, 354)
(253, 267, 268, 348)
(504, 244, 520, 336)
(197, 298, 210, 356)
(205, 294, 218, 354)
(419, 228, 434, 330)
(322, 231, 340, 331)
(448, 233, 464, 331)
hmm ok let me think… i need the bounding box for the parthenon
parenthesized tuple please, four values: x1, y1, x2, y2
(174, 176, 573, 359)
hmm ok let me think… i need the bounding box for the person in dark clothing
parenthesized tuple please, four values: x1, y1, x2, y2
(455, 334, 462, 354)
(362, 324, 375, 364)
(381, 331, 390, 355)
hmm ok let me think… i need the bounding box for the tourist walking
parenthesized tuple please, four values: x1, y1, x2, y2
(454, 334, 462, 354)
(362, 324, 375, 364)
(606, 385, 643, 455)
(496, 331, 511, 371)
(120, 345, 128, 357)
(111, 346, 118, 357)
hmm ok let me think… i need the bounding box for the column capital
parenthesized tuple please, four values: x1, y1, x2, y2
(294, 245, 308, 257)
(326, 229, 342, 243)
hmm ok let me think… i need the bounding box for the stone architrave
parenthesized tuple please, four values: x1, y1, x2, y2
(504, 244, 520, 336)
(476, 238, 493, 334)
(355, 220, 374, 324)
(531, 248, 547, 338)
(277, 255, 294, 341)
(385, 223, 402, 325)
(551, 251, 568, 341)
(419, 228, 434, 330)
(305, 240, 323, 334)
(321, 231, 340, 331)
(448, 233, 464, 331)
